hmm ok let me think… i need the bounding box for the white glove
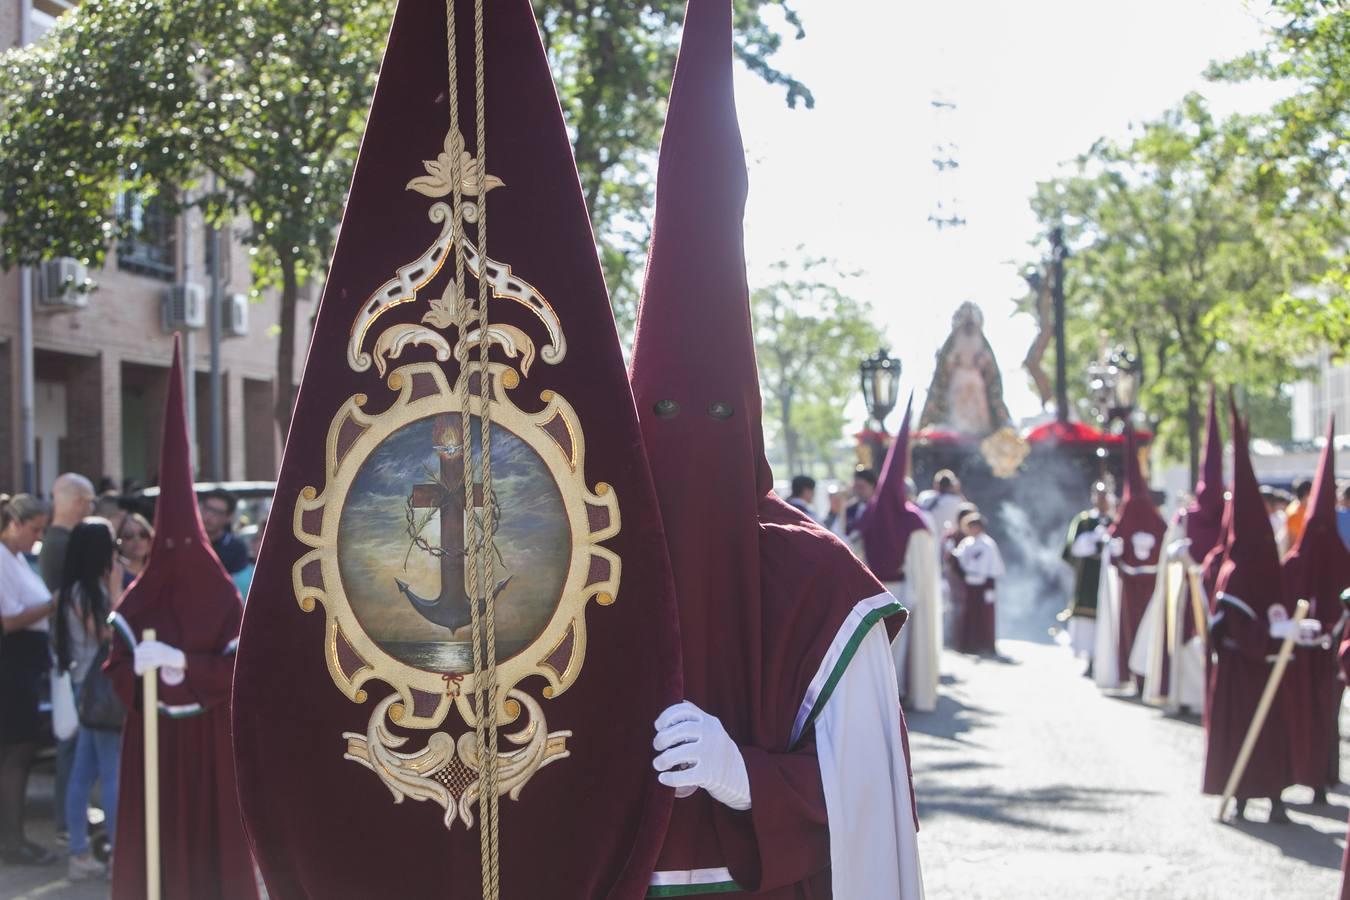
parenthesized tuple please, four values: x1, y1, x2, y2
(135, 640, 187, 685)
(652, 701, 751, 811)
(1296, 619, 1324, 646)
(1270, 619, 1297, 641)
(1108, 537, 1125, 559)
(1167, 538, 1192, 562)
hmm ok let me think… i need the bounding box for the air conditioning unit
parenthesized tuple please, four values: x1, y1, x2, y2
(162, 283, 207, 331)
(37, 258, 90, 311)
(225, 293, 249, 337)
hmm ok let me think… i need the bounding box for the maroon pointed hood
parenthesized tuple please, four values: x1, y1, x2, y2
(629, 0, 771, 501)
(860, 395, 928, 581)
(630, 4, 894, 880)
(115, 334, 240, 649)
(1215, 397, 1283, 620)
(1109, 426, 1166, 569)
(1283, 417, 1350, 627)
(1186, 386, 1225, 558)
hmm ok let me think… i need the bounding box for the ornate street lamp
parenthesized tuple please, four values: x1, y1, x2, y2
(860, 348, 902, 431)
(1107, 346, 1140, 418)
(858, 348, 901, 475)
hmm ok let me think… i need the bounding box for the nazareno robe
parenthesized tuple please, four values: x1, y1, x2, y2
(1104, 430, 1166, 687)
(1281, 418, 1349, 791)
(1338, 628, 1350, 900)
(105, 338, 257, 900)
(857, 398, 942, 713)
(951, 534, 1000, 655)
(629, 4, 921, 896)
(1202, 406, 1291, 801)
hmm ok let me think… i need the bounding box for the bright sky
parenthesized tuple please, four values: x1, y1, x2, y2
(733, 0, 1290, 427)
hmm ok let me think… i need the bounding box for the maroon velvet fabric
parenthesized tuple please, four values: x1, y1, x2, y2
(627, 3, 901, 894)
(1202, 407, 1291, 799)
(1109, 429, 1166, 683)
(1281, 418, 1350, 789)
(953, 580, 996, 655)
(1186, 388, 1226, 561)
(859, 397, 928, 582)
(230, 2, 682, 897)
(1339, 636, 1350, 900)
(105, 337, 256, 900)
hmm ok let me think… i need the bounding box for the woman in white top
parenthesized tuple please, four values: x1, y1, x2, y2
(0, 493, 56, 866)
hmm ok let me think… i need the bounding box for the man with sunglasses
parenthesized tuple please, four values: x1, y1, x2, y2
(198, 489, 247, 576)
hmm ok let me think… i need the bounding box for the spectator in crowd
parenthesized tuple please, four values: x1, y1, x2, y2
(918, 469, 967, 537)
(93, 492, 128, 535)
(0, 493, 56, 865)
(825, 466, 878, 538)
(199, 489, 248, 575)
(1285, 478, 1313, 547)
(1338, 481, 1350, 550)
(232, 522, 266, 603)
(116, 513, 155, 589)
(53, 520, 123, 881)
(38, 474, 96, 591)
(36, 472, 95, 842)
(786, 475, 818, 521)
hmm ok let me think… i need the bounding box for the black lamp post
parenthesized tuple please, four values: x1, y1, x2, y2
(859, 348, 901, 473)
(1107, 347, 1140, 422)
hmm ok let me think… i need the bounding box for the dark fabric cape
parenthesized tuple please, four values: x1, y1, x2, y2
(105, 337, 256, 900)
(230, 2, 682, 896)
(627, 4, 906, 896)
(1202, 407, 1291, 800)
(1281, 418, 1350, 789)
(1338, 632, 1350, 900)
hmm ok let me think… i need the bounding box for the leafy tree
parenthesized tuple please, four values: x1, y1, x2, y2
(1019, 97, 1327, 482)
(1207, 0, 1350, 358)
(0, 0, 812, 436)
(752, 252, 881, 476)
(536, 0, 813, 334)
(0, 0, 387, 433)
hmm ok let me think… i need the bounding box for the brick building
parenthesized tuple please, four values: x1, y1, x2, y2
(1, 0, 317, 494)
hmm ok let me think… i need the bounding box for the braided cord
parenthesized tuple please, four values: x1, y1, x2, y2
(445, 0, 499, 896)
(471, 0, 503, 895)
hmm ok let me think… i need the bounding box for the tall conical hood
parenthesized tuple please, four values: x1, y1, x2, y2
(152, 335, 209, 552)
(1187, 386, 1225, 558)
(1215, 396, 1283, 619)
(629, 0, 771, 500)
(860, 395, 928, 581)
(114, 334, 240, 643)
(232, 1, 683, 895)
(630, 3, 894, 882)
(1109, 426, 1166, 568)
(1283, 417, 1350, 627)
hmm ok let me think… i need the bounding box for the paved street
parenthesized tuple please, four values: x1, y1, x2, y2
(910, 638, 1347, 899)
(2, 638, 1345, 899)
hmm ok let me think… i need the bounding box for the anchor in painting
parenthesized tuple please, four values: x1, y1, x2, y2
(397, 415, 512, 635)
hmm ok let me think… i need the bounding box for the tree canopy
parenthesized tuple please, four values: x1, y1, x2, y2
(0, 0, 813, 432)
(1016, 0, 1348, 478)
(753, 253, 881, 477)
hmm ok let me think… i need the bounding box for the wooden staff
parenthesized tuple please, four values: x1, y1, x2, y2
(1216, 599, 1308, 821)
(143, 627, 161, 900)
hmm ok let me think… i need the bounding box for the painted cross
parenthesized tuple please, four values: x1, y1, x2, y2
(396, 416, 487, 632)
